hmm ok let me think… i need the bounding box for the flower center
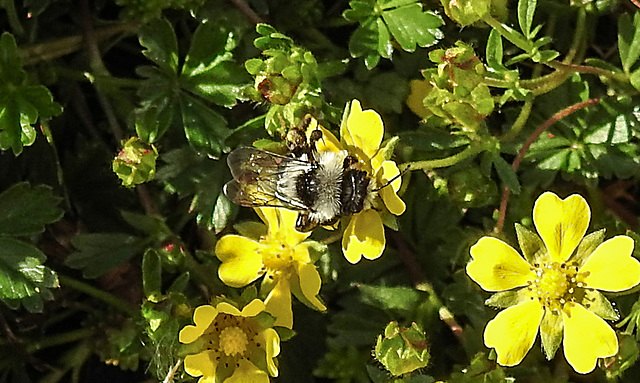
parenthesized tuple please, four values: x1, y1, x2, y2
(260, 233, 296, 274)
(219, 326, 249, 357)
(528, 261, 585, 313)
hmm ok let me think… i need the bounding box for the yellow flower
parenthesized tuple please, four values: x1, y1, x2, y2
(466, 191, 640, 374)
(312, 99, 406, 263)
(179, 299, 280, 383)
(216, 207, 326, 329)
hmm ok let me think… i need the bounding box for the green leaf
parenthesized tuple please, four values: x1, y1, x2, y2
(381, 5, 443, 52)
(139, 18, 179, 73)
(491, 153, 521, 194)
(0, 236, 58, 312)
(0, 183, 63, 236)
(517, 0, 537, 39)
(180, 21, 248, 108)
(345, 0, 442, 68)
(343, 0, 375, 22)
(179, 94, 230, 158)
(156, 147, 228, 229)
(142, 249, 162, 301)
(0, 33, 62, 155)
(66, 233, 146, 278)
(618, 13, 640, 73)
(359, 285, 423, 316)
(486, 29, 508, 73)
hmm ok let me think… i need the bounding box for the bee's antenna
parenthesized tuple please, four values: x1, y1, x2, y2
(373, 165, 410, 192)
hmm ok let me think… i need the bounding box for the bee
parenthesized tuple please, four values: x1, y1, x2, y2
(223, 126, 375, 232)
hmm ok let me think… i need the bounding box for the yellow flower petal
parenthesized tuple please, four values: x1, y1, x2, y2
(484, 299, 544, 367)
(406, 79, 434, 119)
(377, 161, 406, 216)
(225, 359, 269, 383)
(533, 192, 590, 262)
(342, 210, 385, 263)
(264, 278, 293, 329)
(467, 237, 536, 292)
(580, 235, 640, 291)
(562, 303, 618, 374)
(341, 100, 383, 159)
(216, 301, 242, 316)
(296, 262, 327, 311)
(179, 305, 217, 344)
(260, 328, 281, 376)
(240, 299, 267, 317)
(183, 350, 217, 380)
(257, 207, 309, 245)
(216, 235, 264, 288)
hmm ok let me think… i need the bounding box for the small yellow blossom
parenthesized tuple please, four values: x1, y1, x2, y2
(216, 207, 326, 329)
(312, 100, 406, 263)
(179, 299, 280, 383)
(466, 191, 640, 374)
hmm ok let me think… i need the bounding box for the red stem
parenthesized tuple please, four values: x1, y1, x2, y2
(494, 98, 601, 232)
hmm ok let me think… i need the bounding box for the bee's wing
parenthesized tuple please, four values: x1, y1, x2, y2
(224, 147, 312, 210)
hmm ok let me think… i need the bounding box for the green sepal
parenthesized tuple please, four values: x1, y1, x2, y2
(515, 223, 545, 264)
(583, 289, 619, 321)
(233, 221, 267, 241)
(540, 310, 563, 360)
(377, 136, 400, 162)
(485, 288, 529, 309)
(573, 229, 605, 266)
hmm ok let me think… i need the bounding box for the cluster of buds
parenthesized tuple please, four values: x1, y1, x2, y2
(420, 42, 495, 133)
(244, 24, 325, 136)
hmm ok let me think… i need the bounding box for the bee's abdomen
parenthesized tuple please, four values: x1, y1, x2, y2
(340, 169, 370, 215)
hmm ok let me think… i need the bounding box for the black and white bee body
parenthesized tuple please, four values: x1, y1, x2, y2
(224, 132, 375, 232)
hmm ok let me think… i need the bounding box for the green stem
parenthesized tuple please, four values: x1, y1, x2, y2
(25, 328, 95, 353)
(58, 275, 138, 317)
(40, 122, 72, 212)
(501, 97, 534, 141)
(3, 0, 24, 36)
(399, 141, 491, 171)
(21, 22, 139, 66)
(547, 61, 629, 83)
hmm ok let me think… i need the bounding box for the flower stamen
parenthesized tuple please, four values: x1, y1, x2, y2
(219, 326, 249, 357)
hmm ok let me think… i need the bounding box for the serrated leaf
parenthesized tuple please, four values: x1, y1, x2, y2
(180, 21, 247, 108)
(618, 13, 640, 73)
(492, 153, 521, 194)
(0, 183, 63, 236)
(66, 233, 146, 278)
(120, 211, 172, 240)
(0, 236, 58, 312)
(343, 0, 374, 22)
(0, 33, 62, 155)
(179, 94, 230, 158)
(381, 5, 443, 52)
(517, 0, 537, 39)
(139, 19, 179, 73)
(346, 1, 442, 68)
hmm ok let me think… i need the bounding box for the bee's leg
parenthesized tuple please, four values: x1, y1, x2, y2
(295, 212, 317, 232)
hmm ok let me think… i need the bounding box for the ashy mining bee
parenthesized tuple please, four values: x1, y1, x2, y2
(223, 120, 378, 232)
